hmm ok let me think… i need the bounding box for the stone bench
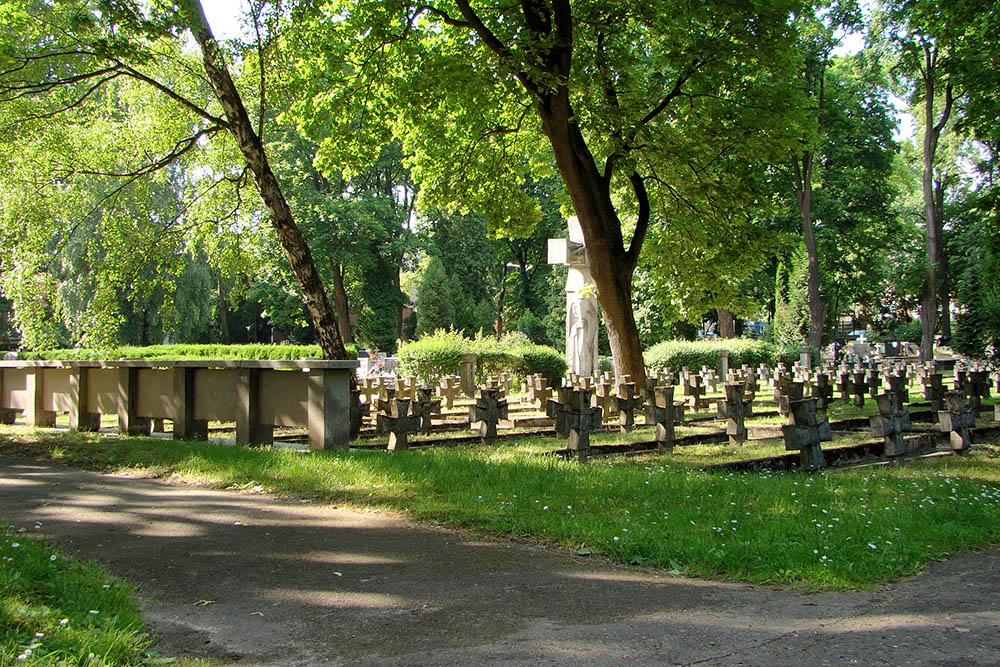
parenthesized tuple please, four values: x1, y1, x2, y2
(0, 359, 358, 450)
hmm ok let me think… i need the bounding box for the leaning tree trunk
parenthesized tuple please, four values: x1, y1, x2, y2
(934, 179, 951, 339)
(181, 0, 347, 360)
(538, 100, 647, 388)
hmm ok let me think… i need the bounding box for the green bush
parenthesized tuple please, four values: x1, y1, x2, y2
(396, 331, 566, 386)
(17, 343, 357, 361)
(645, 338, 800, 374)
(396, 330, 467, 383)
(514, 345, 566, 386)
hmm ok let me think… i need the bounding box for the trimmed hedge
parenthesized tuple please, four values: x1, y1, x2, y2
(644, 338, 800, 374)
(397, 330, 566, 386)
(16, 343, 358, 361)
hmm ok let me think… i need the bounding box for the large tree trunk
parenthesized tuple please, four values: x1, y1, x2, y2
(538, 102, 647, 387)
(793, 152, 826, 350)
(330, 262, 354, 344)
(182, 0, 347, 361)
(919, 44, 953, 363)
(934, 178, 951, 339)
(717, 308, 735, 338)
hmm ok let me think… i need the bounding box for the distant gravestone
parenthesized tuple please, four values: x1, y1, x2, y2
(812, 373, 833, 413)
(851, 371, 868, 407)
(939, 392, 975, 454)
(723, 382, 748, 446)
(548, 388, 603, 461)
(866, 370, 881, 400)
(924, 373, 945, 413)
(411, 386, 442, 433)
(782, 398, 831, 471)
(644, 386, 676, 453)
(684, 374, 706, 411)
(377, 398, 422, 452)
(870, 393, 911, 459)
(469, 388, 508, 444)
(616, 380, 642, 432)
(836, 370, 852, 403)
(526, 374, 553, 410)
(437, 375, 461, 409)
(886, 370, 908, 404)
(776, 378, 804, 417)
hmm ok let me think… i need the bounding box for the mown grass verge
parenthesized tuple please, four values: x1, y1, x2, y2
(0, 525, 152, 665)
(2, 426, 999, 591)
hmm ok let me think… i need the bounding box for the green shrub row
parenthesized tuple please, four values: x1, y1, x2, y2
(397, 330, 566, 385)
(644, 338, 800, 374)
(17, 343, 358, 361)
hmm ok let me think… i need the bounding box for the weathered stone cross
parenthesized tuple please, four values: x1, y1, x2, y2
(776, 378, 804, 417)
(924, 373, 945, 413)
(851, 370, 868, 407)
(812, 373, 834, 413)
(938, 391, 975, 454)
(411, 386, 442, 433)
(547, 388, 603, 461)
(377, 398, 422, 452)
(469, 387, 508, 444)
(870, 392, 911, 459)
(437, 375, 461, 410)
(615, 378, 643, 432)
(684, 374, 706, 411)
(781, 398, 831, 471)
(643, 386, 676, 453)
(723, 382, 747, 446)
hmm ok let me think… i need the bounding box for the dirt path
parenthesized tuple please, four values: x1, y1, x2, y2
(1, 456, 998, 666)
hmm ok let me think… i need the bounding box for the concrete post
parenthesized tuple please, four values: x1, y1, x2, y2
(799, 346, 812, 369)
(717, 349, 730, 380)
(460, 354, 477, 397)
(25, 368, 56, 427)
(0, 368, 16, 424)
(171, 367, 207, 440)
(308, 368, 351, 451)
(117, 367, 151, 435)
(236, 368, 273, 446)
(68, 367, 100, 431)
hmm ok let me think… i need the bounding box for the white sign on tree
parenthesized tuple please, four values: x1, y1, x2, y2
(548, 217, 600, 377)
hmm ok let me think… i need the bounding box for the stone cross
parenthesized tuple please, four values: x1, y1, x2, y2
(394, 377, 415, 401)
(360, 377, 381, 405)
(437, 375, 461, 410)
(870, 392, 911, 459)
(684, 374, 706, 411)
(615, 379, 643, 432)
(969, 370, 990, 406)
(547, 388, 603, 461)
(526, 374, 553, 411)
(886, 370, 908, 405)
(643, 386, 677, 453)
(938, 391, 975, 454)
(836, 370, 852, 403)
(851, 371, 868, 407)
(812, 373, 834, 413)
(782, 398, 831, 471)
(484, 376, 507, 400)
(723, 382, 748, 446)
(548, 216, 600, 377)
(592, 377, 616, 416)
(469, 387, 508, 443)
(411, 386, 442, 433)
(953, 365, 967, 392)
(377, 398, 422, 452)
(924, 373, 945, 413)
(776, 378, 804, 417)
(865, 369, 881, 400)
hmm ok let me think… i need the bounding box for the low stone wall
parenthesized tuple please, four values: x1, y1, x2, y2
(0, 359, 358, 450)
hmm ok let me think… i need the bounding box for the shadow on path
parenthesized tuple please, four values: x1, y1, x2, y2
(1, 456, 998, 666)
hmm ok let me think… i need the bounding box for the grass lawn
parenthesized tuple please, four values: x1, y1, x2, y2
(0, 525, 153, 665)
(3, 422, 1000, 593)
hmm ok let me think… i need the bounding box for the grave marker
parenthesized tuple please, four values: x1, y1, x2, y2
(781, 397, 831, 471)
(548, 388, 603, 461)
(469, 387, 508, 443)
(643, 386, 676, 453)
(377, 398, 422, 452)
(938, 392, 975, 454)
(616, 380, 642, 432)
(723, 382, 747, 446)
(870, 393, 911, 459)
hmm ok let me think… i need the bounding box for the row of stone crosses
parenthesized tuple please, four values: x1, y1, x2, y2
(356, 359, 998, 464)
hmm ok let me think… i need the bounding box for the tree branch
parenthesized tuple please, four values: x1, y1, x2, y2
(624, 171, 650, 269)
(117, 62, 229, 128)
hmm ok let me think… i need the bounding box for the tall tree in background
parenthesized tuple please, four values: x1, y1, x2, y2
(0, 0, 349, 358)
(287, 0, 808, 384)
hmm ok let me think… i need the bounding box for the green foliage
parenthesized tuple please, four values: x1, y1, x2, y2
(950, 188, 1000, 365)
(514, 310, 548, 346)
(17, 343, 358, 361)
(396, 329, 468, 384)
(884, 320, 922, 343)
(772, 243, 810, 346)
(416, 258, 455, 337)
(645, 339, 797, 374)
(0, 526, 150, 665)
(397, 330, 565, 385)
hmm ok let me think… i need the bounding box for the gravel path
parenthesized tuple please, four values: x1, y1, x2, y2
(2, 456, 998, 666)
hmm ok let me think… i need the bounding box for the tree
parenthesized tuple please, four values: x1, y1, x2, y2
(0, 0, 349, 358)
(286, 0, 808, 384)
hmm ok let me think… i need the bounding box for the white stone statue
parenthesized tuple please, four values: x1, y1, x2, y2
(548, 216, 600, 376)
